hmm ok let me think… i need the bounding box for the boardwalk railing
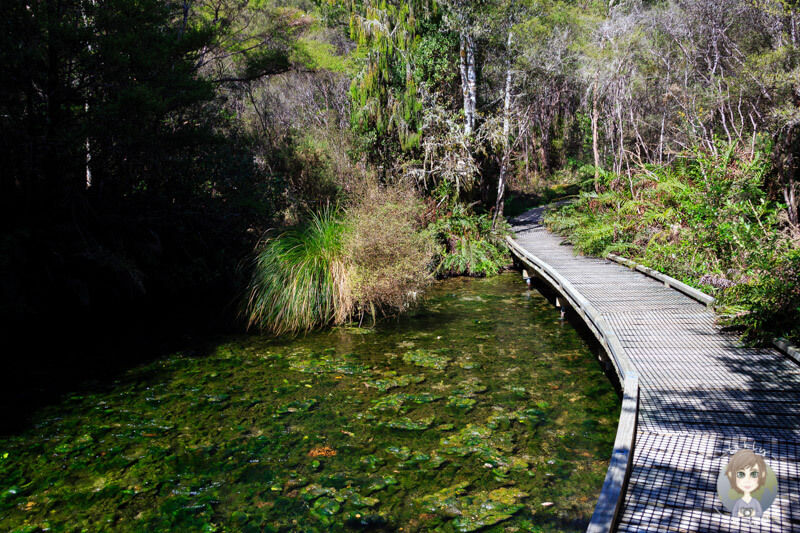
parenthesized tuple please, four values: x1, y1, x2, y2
(506, 236, 639, 533)
(606, 253, 800, 367)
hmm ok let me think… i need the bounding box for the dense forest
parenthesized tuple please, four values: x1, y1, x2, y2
(3, 0, 800, 408)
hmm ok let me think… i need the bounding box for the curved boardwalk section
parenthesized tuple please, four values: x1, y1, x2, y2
(510, 207, 800, 532)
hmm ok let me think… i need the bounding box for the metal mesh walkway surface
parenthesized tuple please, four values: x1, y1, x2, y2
(510, 208, 800, 532)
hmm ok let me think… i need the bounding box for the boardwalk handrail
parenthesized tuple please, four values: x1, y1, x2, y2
(506, 236, 638, 533)
(606, 254, 800, 366)
(587, 373, 638, 533)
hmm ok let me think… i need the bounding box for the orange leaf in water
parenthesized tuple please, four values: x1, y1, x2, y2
(308, 446, 336, 457)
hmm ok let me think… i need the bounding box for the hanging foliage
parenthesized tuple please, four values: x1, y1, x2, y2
(346, 0, 436, 150)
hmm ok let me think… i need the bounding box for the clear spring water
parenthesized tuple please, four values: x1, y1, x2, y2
(0, 273, 620, 532)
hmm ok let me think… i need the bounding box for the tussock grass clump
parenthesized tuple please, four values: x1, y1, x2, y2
(244, 207, 352, 334)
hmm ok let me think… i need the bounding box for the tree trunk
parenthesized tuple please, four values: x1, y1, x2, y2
(539, 126, 550, 175)
(784, 180, 798, 227)
(466, 33, 477, 133)
(460, 32, 476, 135)
(493, 30, 513, 230)
(592, 76, 601, 192)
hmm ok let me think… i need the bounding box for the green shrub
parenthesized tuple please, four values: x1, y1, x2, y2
(544, 142, 798, 343)
(244, 186, 436, 333)
(431, 204, 512, 277)
(345, 185, 436, 318)
(719, 249, 800, 344)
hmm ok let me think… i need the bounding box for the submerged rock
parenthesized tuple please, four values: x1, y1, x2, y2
(275, 398, 318, 415)
(288, 349, 368, 375)
(402, 349, 452, 370)
(370, 392, 441, 413)
(311, 496, 340, 517)
(385, 446, 412, 460)
(300, 484, 336, 501)
(397, 451, 430, 469)
(359, 454, 385, 471)
(363, 475, 398, 494)
(349, 493, 380, 507)
(415, 483, 527, 532)
(413, 481, 470, 515)
(446, 396, 477, 411)
(363, 372, 425, 392)
(450, 379, 487, 397)
(369, 395, 406, 412)
(451, 488, 528, 532)
(380, 416, 435, 430)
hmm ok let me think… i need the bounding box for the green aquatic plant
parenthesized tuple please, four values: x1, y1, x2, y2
(363, 371, 426, 391)
(414, 483, 528, 531)
(244, 206, 352, 334)
(402, 348, 452, 370)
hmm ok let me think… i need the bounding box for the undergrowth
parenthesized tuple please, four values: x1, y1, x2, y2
(545, 142, 800, 344)
(430, 203, 513, 277)
(344, 186, 435, 318)
(244, 187, 515, 333)
(244, 186, 437, 333)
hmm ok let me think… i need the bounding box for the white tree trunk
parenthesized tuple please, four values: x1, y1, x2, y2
(592, 76, 600, 191)
(493, 30, 513, 230)
(460, 32, 476, 135)
(83, 2, 94, 189)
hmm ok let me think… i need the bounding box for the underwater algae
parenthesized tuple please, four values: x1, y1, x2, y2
(0, 274, 620, 532)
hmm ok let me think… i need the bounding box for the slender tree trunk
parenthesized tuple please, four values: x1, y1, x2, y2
(592, 76, 601, 192)
(85, 103, 92, 188)
(658, 111, 666, 165)
(459, 33, 469, 135)
(467, 33, 477, 133)
(785, 179, 799, 227)
(83, 1, 94, 189)
(493, 30, 513, 230)
(539, 127, 550, 175)
(460, 32, 476, 135)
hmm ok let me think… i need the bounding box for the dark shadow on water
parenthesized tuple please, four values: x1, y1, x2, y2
(1, 288, 240, 435)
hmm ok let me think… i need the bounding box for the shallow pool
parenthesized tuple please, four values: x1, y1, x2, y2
(0, 273, 620, 532)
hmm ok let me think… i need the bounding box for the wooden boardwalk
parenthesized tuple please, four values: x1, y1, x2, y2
(509, 207, 800, 532)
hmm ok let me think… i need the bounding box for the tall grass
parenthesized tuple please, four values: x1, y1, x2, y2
(244, 207, 352, 334)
